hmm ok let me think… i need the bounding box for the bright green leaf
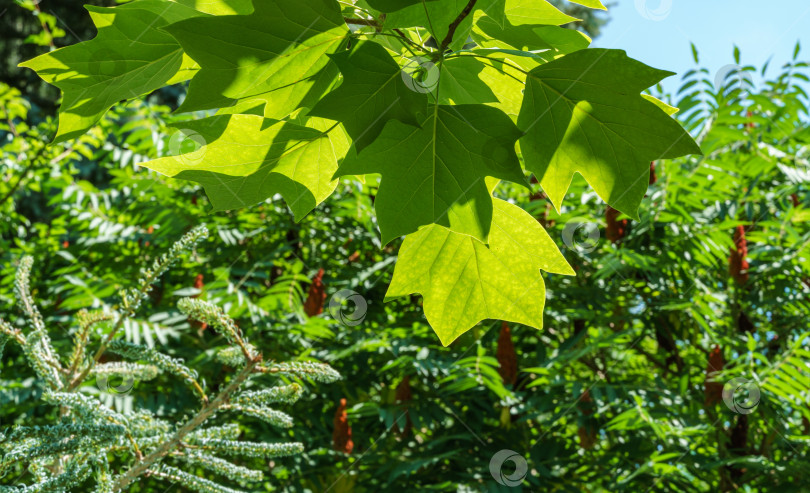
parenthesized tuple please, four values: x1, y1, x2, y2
(171, 0, 253, 15)
(310, 40, 427, 152)
(472, 20, 591, 70)
(500, 0, 579, 26)
(566, 0, 606, 10)
(385, 0, 501, 50)
(642, 94, 679, 115)
(19, 0, 208, 143)
(435, 57, 499, 105)
(141, 114, 348, 219)
(335, 104, 525, 244)
(517, 48, 701, 219)
(386, 198, 574, 345)
(165, 0, 348, 115)
(365, 0, 437, 12)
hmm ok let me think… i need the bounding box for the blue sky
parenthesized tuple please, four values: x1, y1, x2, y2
(593, 0, 810, 93)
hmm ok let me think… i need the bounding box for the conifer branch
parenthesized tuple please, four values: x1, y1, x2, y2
(14, 256, 63, 390)
(178, 298, 255, 361)
(66, 310, 113, 379)
(67, 225, 208, 391)
(148, 464, 246, 493)
(255, 361, 341, 383)
(172, 451, 264, 483)
(107, 340, 206, 401)
(109, 353, 261, 492)
(1, 226, 337, 492)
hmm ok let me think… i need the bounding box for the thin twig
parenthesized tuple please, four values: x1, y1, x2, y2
(438, 0, 477, 53)
(344, 17, 379, 27)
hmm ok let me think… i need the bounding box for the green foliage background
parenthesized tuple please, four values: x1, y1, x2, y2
(1, 0, 809, 492)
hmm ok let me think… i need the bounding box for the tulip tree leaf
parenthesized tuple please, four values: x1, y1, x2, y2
(567, 0, 607, 9)
(18, 0, 704, 344)
(141, 114, 348, 219)
(473, 22, 590, 59)
(18, 0, 210, 143)
(365, 0, 438, 12)
(165, 0, 348, 115)
(435, 57, 500, 105)
(387, 198, 574, 345)
(335, 104, 526, 245)
(171, 0, 253, 15)
(499, 0, 579, 26)
(384, 0, 502, 50)
(309, 40, 427, 152)
(517, 48, 702, 219)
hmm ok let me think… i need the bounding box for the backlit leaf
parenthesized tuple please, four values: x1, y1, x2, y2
(386, 198, 574, 345)
(517, 48, 701, 219)
(141, 114, 348, 219)
(335, 104, 525, 244)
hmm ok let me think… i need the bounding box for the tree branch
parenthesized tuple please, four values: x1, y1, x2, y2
(438, 0, 477, 53)
(111, 354, 261, 492)
(344, 17, 379, 27)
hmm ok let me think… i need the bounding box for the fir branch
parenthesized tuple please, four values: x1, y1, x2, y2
(0, 318, 25, 364)
(109, 353, 261, 492)
(127, 411, 171, 437)
(14, 257, 46, 335)
(67, 309, 113, 378)
(173, 451, 264, 483)
(0, 458, 92, 493)
(222, 404, 294, 428)
(216, 345, 256, 367)
(122, 225, 209, 312)
(0, 319, 25, 346)
(26, 457, 53, 483)
(14, 257, 63, 389)
(0, 424, 125, 444)
(193, 439, 304, 459)
(0, 437, 103, 474)
(148, 464, 246, 493)
(43, 392, 142, 458)
(68, 225, 208, 391)
(186, 424, 241, 443)
(233, 383, 303, 406)
(135, 433, 173, 450)
(92, 362, 160, 382)
(92, 455, 114, 493)
(43, 392, 126, 424)
(178, 298, 254, 361)
(107, 340, 206, 401)
(256, 361, 341, 383)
